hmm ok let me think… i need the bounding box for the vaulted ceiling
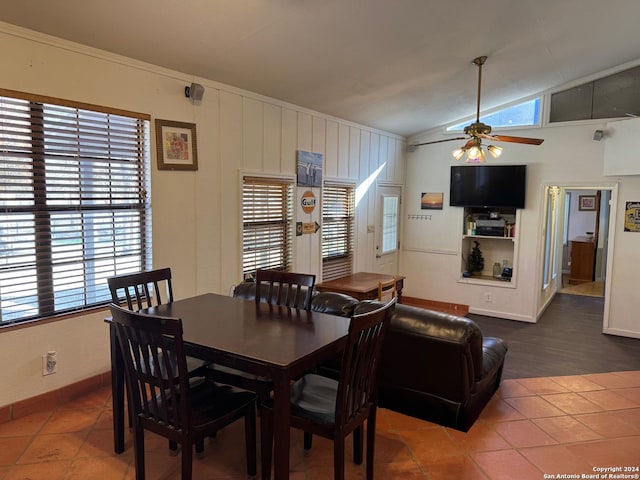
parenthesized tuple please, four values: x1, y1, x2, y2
(2, 0, 640, 137)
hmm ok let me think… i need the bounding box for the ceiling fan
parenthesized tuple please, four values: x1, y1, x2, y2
(410, 56, 544, 163)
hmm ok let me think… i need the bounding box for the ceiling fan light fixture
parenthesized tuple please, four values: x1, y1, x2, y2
(487, 145, 503, 158)
(466, 145, 485, 163)
(452, 147, 466, 160)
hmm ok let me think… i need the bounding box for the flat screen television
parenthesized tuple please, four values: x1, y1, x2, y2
(450, 165, 527, 209)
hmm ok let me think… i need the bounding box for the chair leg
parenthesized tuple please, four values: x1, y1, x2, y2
(353, 426, 363, 464)
(245, 405, 257, 478)
(169, 440, 179, 456)
(181, 441, 193, 480)
(195, 439, 205, 458)
(133, 424, 145, 480)
(366, 407, 377, 480)
(260, 408, 273, 480)
(333, 435, 345, 480)
(303, 432, 312, 451)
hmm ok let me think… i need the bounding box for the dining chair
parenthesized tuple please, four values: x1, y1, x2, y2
(207, 269, 317, 401)
(107, 268, 211, 452)
(255, 269, 316, 310)
(259, 298, 396, 480)
(107, 268, 210, 374)
(377, 278, 397, 302)
(109, 303, 257, 480)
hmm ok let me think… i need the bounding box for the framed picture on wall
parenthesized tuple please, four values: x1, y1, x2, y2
(155, 119, 198, 171)
(579, 195, 596, 211)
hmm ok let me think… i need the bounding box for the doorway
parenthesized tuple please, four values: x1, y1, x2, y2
(559, 189, 609, 298)
(539, 184, 616, 328)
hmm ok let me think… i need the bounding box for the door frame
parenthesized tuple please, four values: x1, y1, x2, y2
(536, 181, 618, 332)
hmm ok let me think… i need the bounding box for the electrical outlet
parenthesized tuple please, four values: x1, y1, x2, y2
(42, 351, 57, 376)
(484, 292, 493, 303)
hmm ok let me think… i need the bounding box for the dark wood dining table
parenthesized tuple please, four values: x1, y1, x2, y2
(108, 293, 350, 480)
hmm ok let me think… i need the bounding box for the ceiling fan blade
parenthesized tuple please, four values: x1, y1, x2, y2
(410, 137, 466, 147)
(485, 134, 544, 145)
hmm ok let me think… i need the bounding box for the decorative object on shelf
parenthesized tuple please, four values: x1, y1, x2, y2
(465, 240, 484, 275)
(407, 214, 432, 220)
(155, 119, 198, 171)
(493, 262, 502, 278)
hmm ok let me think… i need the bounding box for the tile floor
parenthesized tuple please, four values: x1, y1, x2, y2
(1, 371, 639, 479)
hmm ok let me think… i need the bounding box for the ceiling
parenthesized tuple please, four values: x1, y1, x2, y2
(2, 0, 640, 137)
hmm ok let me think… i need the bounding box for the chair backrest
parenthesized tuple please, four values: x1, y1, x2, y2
(108, 268, 174, 311)
(335, 298, 396, 429)
(109, 303, 191, 435)
(377, 278, 397, 301)
(255, 269, 316, 310)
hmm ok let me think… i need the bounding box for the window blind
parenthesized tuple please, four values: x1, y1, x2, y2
(0, 92, 151, 325)
(242, 177, 293, 277)
(322, 183, 354, 281)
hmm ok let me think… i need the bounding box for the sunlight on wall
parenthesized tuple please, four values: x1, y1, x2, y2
(355, 163, 385, 207)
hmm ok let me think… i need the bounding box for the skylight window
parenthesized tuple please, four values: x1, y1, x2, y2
(446, 98, 541, 132)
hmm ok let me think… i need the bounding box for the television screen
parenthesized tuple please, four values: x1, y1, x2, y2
(450, 165, 527, 209)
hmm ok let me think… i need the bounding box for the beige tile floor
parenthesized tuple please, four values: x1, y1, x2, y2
(1, 371, 639, 479)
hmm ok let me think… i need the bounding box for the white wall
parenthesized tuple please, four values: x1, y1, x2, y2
(0, 24, 404, 407)
(404, 121, 640, 338)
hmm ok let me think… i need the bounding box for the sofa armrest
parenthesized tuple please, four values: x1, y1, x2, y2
(391, 304, 484, 380)
(481, 336, 508, 379)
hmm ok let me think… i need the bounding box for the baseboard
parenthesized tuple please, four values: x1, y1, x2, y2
(401, 296, 469, 316)
(0, 371, 111, 424)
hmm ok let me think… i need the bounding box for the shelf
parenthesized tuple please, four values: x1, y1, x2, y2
(457, 275, 516, 289)
(463, 234, 515, 242)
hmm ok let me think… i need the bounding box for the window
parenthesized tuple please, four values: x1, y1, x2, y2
(550, 65, 640, 122)
(0, 90, 151, 326)
(381, 195, 399, 254)
(242, 176, 293, 277)
(446, 98, 541, 132)
(322, 183, 354, 281)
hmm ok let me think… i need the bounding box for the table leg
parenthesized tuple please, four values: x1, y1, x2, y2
(110, 323, 125, 454)
(271, 374, 291, 480)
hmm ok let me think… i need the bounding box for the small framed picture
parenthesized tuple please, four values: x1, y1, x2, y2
(578, 195, 596, 211)
(155, 119, 198, 171)
(420, 192, 444, 210)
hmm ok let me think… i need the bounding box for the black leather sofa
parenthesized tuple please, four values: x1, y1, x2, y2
(233, 282, 508, 432)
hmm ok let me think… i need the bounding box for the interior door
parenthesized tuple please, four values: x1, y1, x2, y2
(375, 186, 401, 274)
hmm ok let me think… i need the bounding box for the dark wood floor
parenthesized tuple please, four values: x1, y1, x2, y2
(469, 293, 640, 379)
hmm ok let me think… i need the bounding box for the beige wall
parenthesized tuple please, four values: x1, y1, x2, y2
(0, 24, 404, 407)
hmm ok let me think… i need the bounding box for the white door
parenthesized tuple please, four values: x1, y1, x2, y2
(375, 186, 401, 274)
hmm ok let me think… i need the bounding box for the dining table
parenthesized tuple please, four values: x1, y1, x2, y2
(315, 271, 405, 301)
(107, 292, 350, 480)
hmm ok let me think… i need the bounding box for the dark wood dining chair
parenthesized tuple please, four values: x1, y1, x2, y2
(109, 303, 257, 480)
(259, 298, 396, 480)
(255, 269, 316, 310)
(377, 278, 397, 302)
(207, 270, 316, 401)
(107, 267, 175, 311)
(107, 268, 211, 452)
(107, 268, 211, 374)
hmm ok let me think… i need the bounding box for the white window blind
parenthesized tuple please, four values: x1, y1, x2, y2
(0, 91, 151, 325)
(322, 183, 354, 281)
(242, 177, 293, 277)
